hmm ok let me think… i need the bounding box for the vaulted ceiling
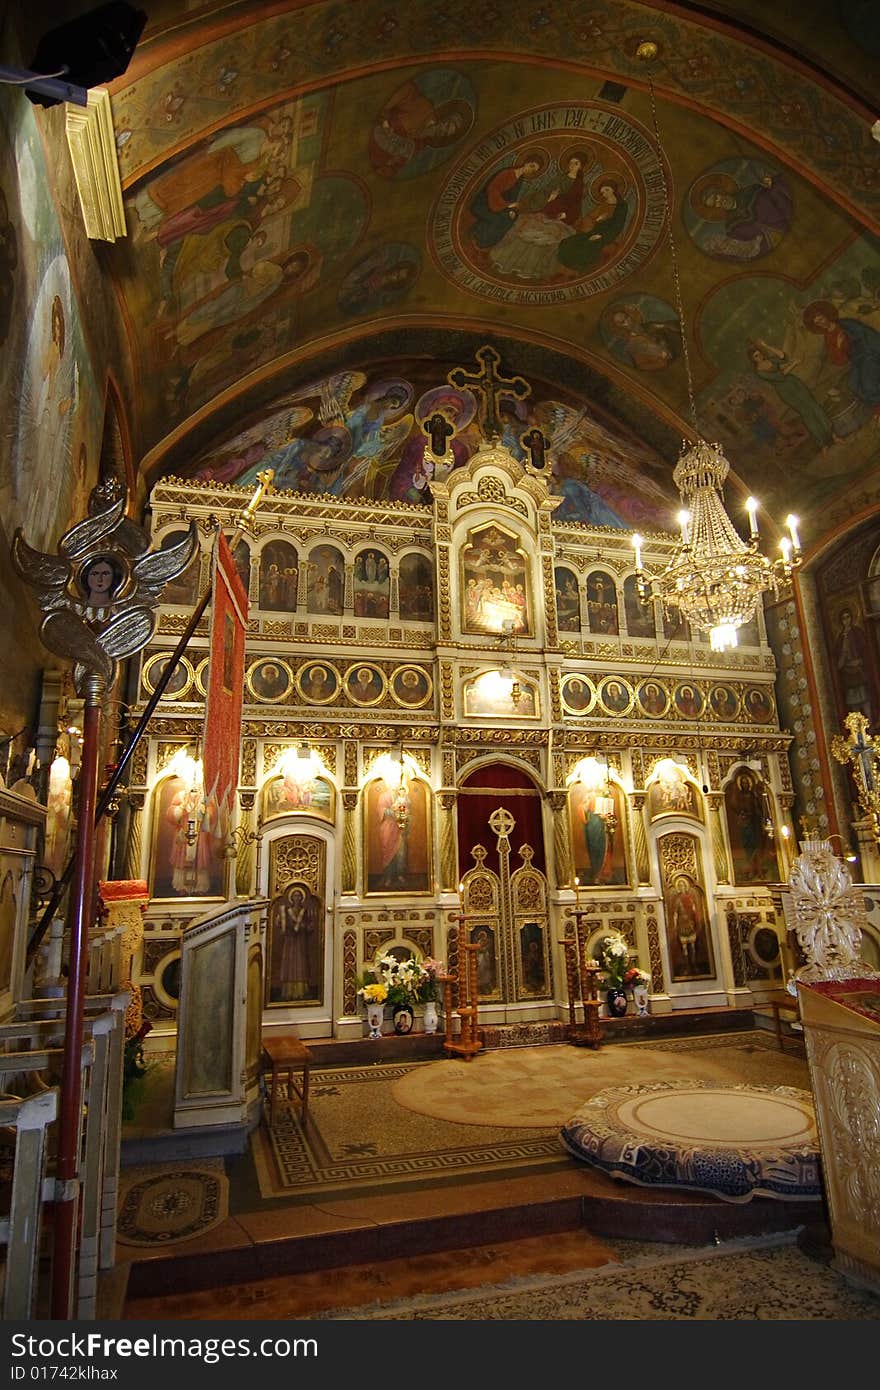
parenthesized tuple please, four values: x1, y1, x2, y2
(26, 0, 880, 540)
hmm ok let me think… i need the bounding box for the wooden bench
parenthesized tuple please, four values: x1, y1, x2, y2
(261, 1034, 313, 1127)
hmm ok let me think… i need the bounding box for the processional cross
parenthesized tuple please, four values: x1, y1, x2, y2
(831, 711, 880, 840)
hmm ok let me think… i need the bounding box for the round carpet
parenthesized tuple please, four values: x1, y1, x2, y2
(117, 1163, 229, 1245)
(390, 1034, 809, 1129)
(560, 1082, 822, 1203)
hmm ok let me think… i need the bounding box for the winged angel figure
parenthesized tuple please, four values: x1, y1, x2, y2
(13, 488, 198, 694)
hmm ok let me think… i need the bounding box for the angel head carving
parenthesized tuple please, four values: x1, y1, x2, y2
(13, 487, 198, 695)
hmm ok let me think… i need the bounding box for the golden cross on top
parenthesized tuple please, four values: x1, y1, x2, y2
(448, 345, 530, 440)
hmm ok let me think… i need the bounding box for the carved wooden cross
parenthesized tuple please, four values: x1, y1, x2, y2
(448, 345, 530, 439)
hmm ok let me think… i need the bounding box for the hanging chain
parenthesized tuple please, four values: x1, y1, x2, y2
(645, 64, 701, 441)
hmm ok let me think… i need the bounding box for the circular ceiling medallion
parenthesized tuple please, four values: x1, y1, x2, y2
(431, 102, 668, 307)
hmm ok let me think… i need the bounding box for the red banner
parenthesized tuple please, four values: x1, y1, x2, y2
(202, 532, 248, 842)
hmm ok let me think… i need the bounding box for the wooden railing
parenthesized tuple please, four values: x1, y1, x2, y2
(0, 987, 129, 1319)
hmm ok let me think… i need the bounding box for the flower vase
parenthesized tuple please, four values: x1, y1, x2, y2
(605, 987, 628, 1018)
(633, 983, 649, 1017)
(423, 1000, 439, 1035)
(393, 1003, 414, 1035)
(366, 1002, 384, 1039)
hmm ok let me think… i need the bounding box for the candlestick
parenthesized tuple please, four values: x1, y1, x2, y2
(574, 874, 580, 909)
(745, 496, 759, 539)
(677, 509, 691, 545)
(631, 533, 643, 571)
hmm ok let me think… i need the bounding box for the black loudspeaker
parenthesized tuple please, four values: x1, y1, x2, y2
(27, 3, 147, 107)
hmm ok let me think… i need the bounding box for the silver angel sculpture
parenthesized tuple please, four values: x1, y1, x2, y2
(13, 477, 197, 694)
(787, 838, 879, 984)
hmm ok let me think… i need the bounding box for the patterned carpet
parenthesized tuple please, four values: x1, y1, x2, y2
(252, 1032, 808, 1200)
(315, 1233, 880, 1320)
(251, 1061, 566, 1200)
(117, 1158, 229, 1245)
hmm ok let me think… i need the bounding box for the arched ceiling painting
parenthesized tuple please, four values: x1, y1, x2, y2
(54, 0, 880, 538)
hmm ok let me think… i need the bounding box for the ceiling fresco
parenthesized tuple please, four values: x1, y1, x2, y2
(23, 0, 875, 543)
(182, 357, 679, 531)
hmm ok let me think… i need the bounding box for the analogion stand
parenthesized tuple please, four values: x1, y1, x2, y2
(561, 906, 603, 1049)
(443, 912, 483, 1061)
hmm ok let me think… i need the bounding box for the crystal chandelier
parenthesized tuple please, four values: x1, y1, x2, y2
(630, 43, 802, 653)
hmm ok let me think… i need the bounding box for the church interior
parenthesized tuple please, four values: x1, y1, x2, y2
(1, 0, 879, 1323)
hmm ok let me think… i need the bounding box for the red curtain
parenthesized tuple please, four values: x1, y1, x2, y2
(457, 764, 546, 879)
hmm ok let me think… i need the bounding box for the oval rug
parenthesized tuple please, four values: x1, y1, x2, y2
(117, 1162, 229, 1245)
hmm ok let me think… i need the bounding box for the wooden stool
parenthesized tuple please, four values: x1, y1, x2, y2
(261, 1034, 312, 1127)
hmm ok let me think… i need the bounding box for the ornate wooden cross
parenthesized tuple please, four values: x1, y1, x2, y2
(448, 345, 530, 440)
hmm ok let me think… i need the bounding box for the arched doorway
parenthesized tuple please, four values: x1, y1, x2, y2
(455, 763, 551, 1009)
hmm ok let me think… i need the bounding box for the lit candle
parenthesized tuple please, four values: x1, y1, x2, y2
(786, 514, 801, 552)
(677, 509, 691, 545)
(780, 536, 792, 565)
(745, 496, 759, 539)
(574, 874, 580, 909)
(631, 533, 643, 571)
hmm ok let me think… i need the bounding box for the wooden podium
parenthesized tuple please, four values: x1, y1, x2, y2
(797, 976, 880, 1294)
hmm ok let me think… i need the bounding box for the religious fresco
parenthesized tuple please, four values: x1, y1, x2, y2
(815, 522, 880, 729)
(696, 235, 880, 520)
(723, 768, 779, 884)
(0, 107, 101, 556)
(338, 242, 421, 317)
(185, 357, 680, 529)
(120, 92, 367, 425)
(296, 661, 340, 705)
(560, 674, 596, 715)
(683, 159, 793, 263)
(263, 772, 335, 823)
(369, 69, 476, 180)
(246, 658, 293, 703)
(646, 763, 702, 822)
(258, 540, 298, 611)
(569, 780, 628, 887)
(460, 524, 531, 636)
(659, 840, 716, 982)
(555, 567, 581, 631)
(586, 571, 619, 635)
(600, 295, 681, 372)
(160, 529, 202, 606)
(398, 553, 435, 621)
(344, 663, 386, 706)
(390, 666, 433, 708)
(266, 880, 324, 1006)
(432, 103, 667, 305)
(624, 575, 656, 638)
(636, 679, 669, 718)
(306, 544, 344, 615)
(463, 672, 539, 718)
(150, 775, 225, 899)
(141, 653, 194, 700)
(353, 548, 390, 618)
(364, 776, 432, 894)
(597, 676, 632, 716)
